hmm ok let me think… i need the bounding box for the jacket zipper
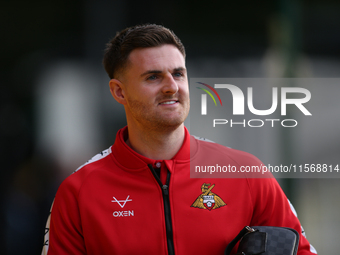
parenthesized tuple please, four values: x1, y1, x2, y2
(148, 164, 175, 255)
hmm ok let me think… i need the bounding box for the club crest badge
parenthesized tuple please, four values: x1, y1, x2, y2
(191, 183, 226, 210)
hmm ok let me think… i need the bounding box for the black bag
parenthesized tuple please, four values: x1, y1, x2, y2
(225, 226, 299, 255)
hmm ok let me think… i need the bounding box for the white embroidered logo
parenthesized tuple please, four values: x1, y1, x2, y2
(111, 195, 132, 208)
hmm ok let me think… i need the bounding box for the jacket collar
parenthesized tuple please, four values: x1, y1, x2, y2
(111, 126, 194, 170)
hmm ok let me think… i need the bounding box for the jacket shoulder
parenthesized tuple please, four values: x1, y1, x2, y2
(59, 147, 113, 192)
(74, 147, 112, 173)
(192, 135, 262, 166)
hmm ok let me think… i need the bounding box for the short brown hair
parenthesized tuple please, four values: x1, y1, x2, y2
(103, 24, 186, 79)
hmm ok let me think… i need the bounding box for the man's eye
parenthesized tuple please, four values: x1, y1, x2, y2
(147, 75, 158, 80)
(173, 72, 183, 77)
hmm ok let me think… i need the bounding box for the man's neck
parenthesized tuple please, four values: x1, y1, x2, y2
(126, 124, 185, 160)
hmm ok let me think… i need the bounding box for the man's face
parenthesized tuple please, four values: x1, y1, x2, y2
(119, 44, 190, 131)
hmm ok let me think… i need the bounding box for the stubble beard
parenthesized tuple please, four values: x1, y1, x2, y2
(128, 96, 190, 132)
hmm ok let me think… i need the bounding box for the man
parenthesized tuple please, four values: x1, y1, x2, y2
(42, 24, 317, 254)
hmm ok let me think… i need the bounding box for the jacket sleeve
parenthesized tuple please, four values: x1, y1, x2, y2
(42, 176, 86, 255)
(247, 176, 317, 255)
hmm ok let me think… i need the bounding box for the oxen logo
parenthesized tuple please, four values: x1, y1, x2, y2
(111, 195, 134, 217)
(111, 195, 132, 208)
(191, 183, 226, 210)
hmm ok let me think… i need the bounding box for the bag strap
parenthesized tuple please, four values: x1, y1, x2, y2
(225, 226, 258, 255)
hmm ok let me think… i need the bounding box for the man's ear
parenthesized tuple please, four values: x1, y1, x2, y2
(109, 79, 127, 105)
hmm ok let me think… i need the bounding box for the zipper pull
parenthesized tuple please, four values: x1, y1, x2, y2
(245, 226, 257, 233)
(162, 184, 169, 195)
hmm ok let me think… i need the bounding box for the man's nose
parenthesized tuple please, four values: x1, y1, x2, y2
(162, 74, 179, 94)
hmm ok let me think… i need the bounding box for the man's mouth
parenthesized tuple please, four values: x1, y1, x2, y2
(159, 100, 178, 105)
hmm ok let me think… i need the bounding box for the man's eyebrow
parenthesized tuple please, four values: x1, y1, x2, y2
(140, 70, 162, 77)
(140, 67, 187, 78)
(174, 67, 186, 72)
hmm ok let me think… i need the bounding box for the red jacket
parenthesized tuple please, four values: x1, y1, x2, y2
(42, 126, 317, 254)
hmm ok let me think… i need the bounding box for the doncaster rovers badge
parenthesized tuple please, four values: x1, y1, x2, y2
(191, 183, 226, 210)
